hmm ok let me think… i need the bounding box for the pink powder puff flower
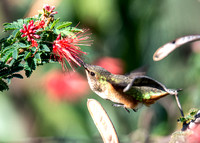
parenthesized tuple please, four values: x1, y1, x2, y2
(53, 30, 91, 71)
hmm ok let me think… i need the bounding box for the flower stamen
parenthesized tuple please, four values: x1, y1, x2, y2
(52, 30, 91, 71)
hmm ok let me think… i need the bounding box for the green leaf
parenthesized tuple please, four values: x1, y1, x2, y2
(0, 60, 24, 78)
(50, 18, 60, 29)
(9, 59, 15, 66)
(3, 19, 22, 32)
(33, 58, 37, 70)
(0, 67, 9, 77)
(3, 23, 18, 31)
(1, 42, 29, 63)
(1, 52, 13, 63)
(0, 37, 7, 44)
(41, 44, 50, 52)
(2, 42, 27, 54)
(56, 22, 72, 29)
(24, 58, 37, 77)
(24, 51, 32, 60)
(3, 18, 35, 32)
(54, 26, 84, 37)
(35, 53, 42, 64)
(2, 45, 14, 53)
(31, 47, 37, 53)
(10, 65, 24, 73)
(13, 49, 18, 59)
(12, 29, 20, 39)
(70, 27, 83, 33)
(24, 63, 31, 77)
(16, 42, 28, 49)
(0, 79, 9, 91)
(25, 70, 32, 78)
(55, 28, 72, 36)
(12, 74, 23, 79)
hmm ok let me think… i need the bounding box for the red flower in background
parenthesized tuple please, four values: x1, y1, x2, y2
(95, 57, 125, 74)
(186, 118, 200, 143)
(187, 126, 200, 143)
(44, 70, 89, 102)
(53, 31, 91, 71)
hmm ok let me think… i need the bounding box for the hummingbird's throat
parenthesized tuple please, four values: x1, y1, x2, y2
(86, 72, 110, 99)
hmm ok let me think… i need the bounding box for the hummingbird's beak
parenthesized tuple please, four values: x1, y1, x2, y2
(83, 63, 89, 71)
(81, 61, 87, 69)
(76, 59, 89, 71)
(75, 58, 87, 69)
(81, 62, 90, 72)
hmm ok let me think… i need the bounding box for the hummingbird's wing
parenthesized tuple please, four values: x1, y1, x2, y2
(123, 76, 168, 93)
(125, 66, 148, 78)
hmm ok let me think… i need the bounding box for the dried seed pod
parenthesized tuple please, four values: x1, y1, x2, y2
(87, 99, 119, 143)
(153, 35, 200, 61)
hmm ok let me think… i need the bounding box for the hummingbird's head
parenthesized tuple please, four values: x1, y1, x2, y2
(82, 62, 111, 97)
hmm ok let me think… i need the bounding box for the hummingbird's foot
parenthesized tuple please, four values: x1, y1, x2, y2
(125, 108, 130, 113)
(112, 103, 130, 113)
(132, 109, 138, 112)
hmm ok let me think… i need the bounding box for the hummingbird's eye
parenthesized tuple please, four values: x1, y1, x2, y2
(90, 72, 95, 76)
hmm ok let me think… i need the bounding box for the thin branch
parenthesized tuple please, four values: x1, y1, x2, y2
(174, 94, 184, 117)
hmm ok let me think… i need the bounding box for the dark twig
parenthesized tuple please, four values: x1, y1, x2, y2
(174, 94, 188, 130)
(174, 94, 184, 117)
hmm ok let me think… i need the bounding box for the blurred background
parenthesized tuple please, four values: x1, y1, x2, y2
(0, 0, 200, 142)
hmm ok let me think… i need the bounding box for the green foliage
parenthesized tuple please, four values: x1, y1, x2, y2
(0, 10, 84, 92)
(56, 21, 72, 29)
(49, 18, 60, 30)
(178, 108, 198, 123)
(0, 79, 9, 91)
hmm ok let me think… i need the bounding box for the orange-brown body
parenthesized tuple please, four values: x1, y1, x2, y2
(105, 82, 169, 109)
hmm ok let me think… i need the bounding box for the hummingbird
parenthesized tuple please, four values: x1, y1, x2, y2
(82, 62, 181, 113)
